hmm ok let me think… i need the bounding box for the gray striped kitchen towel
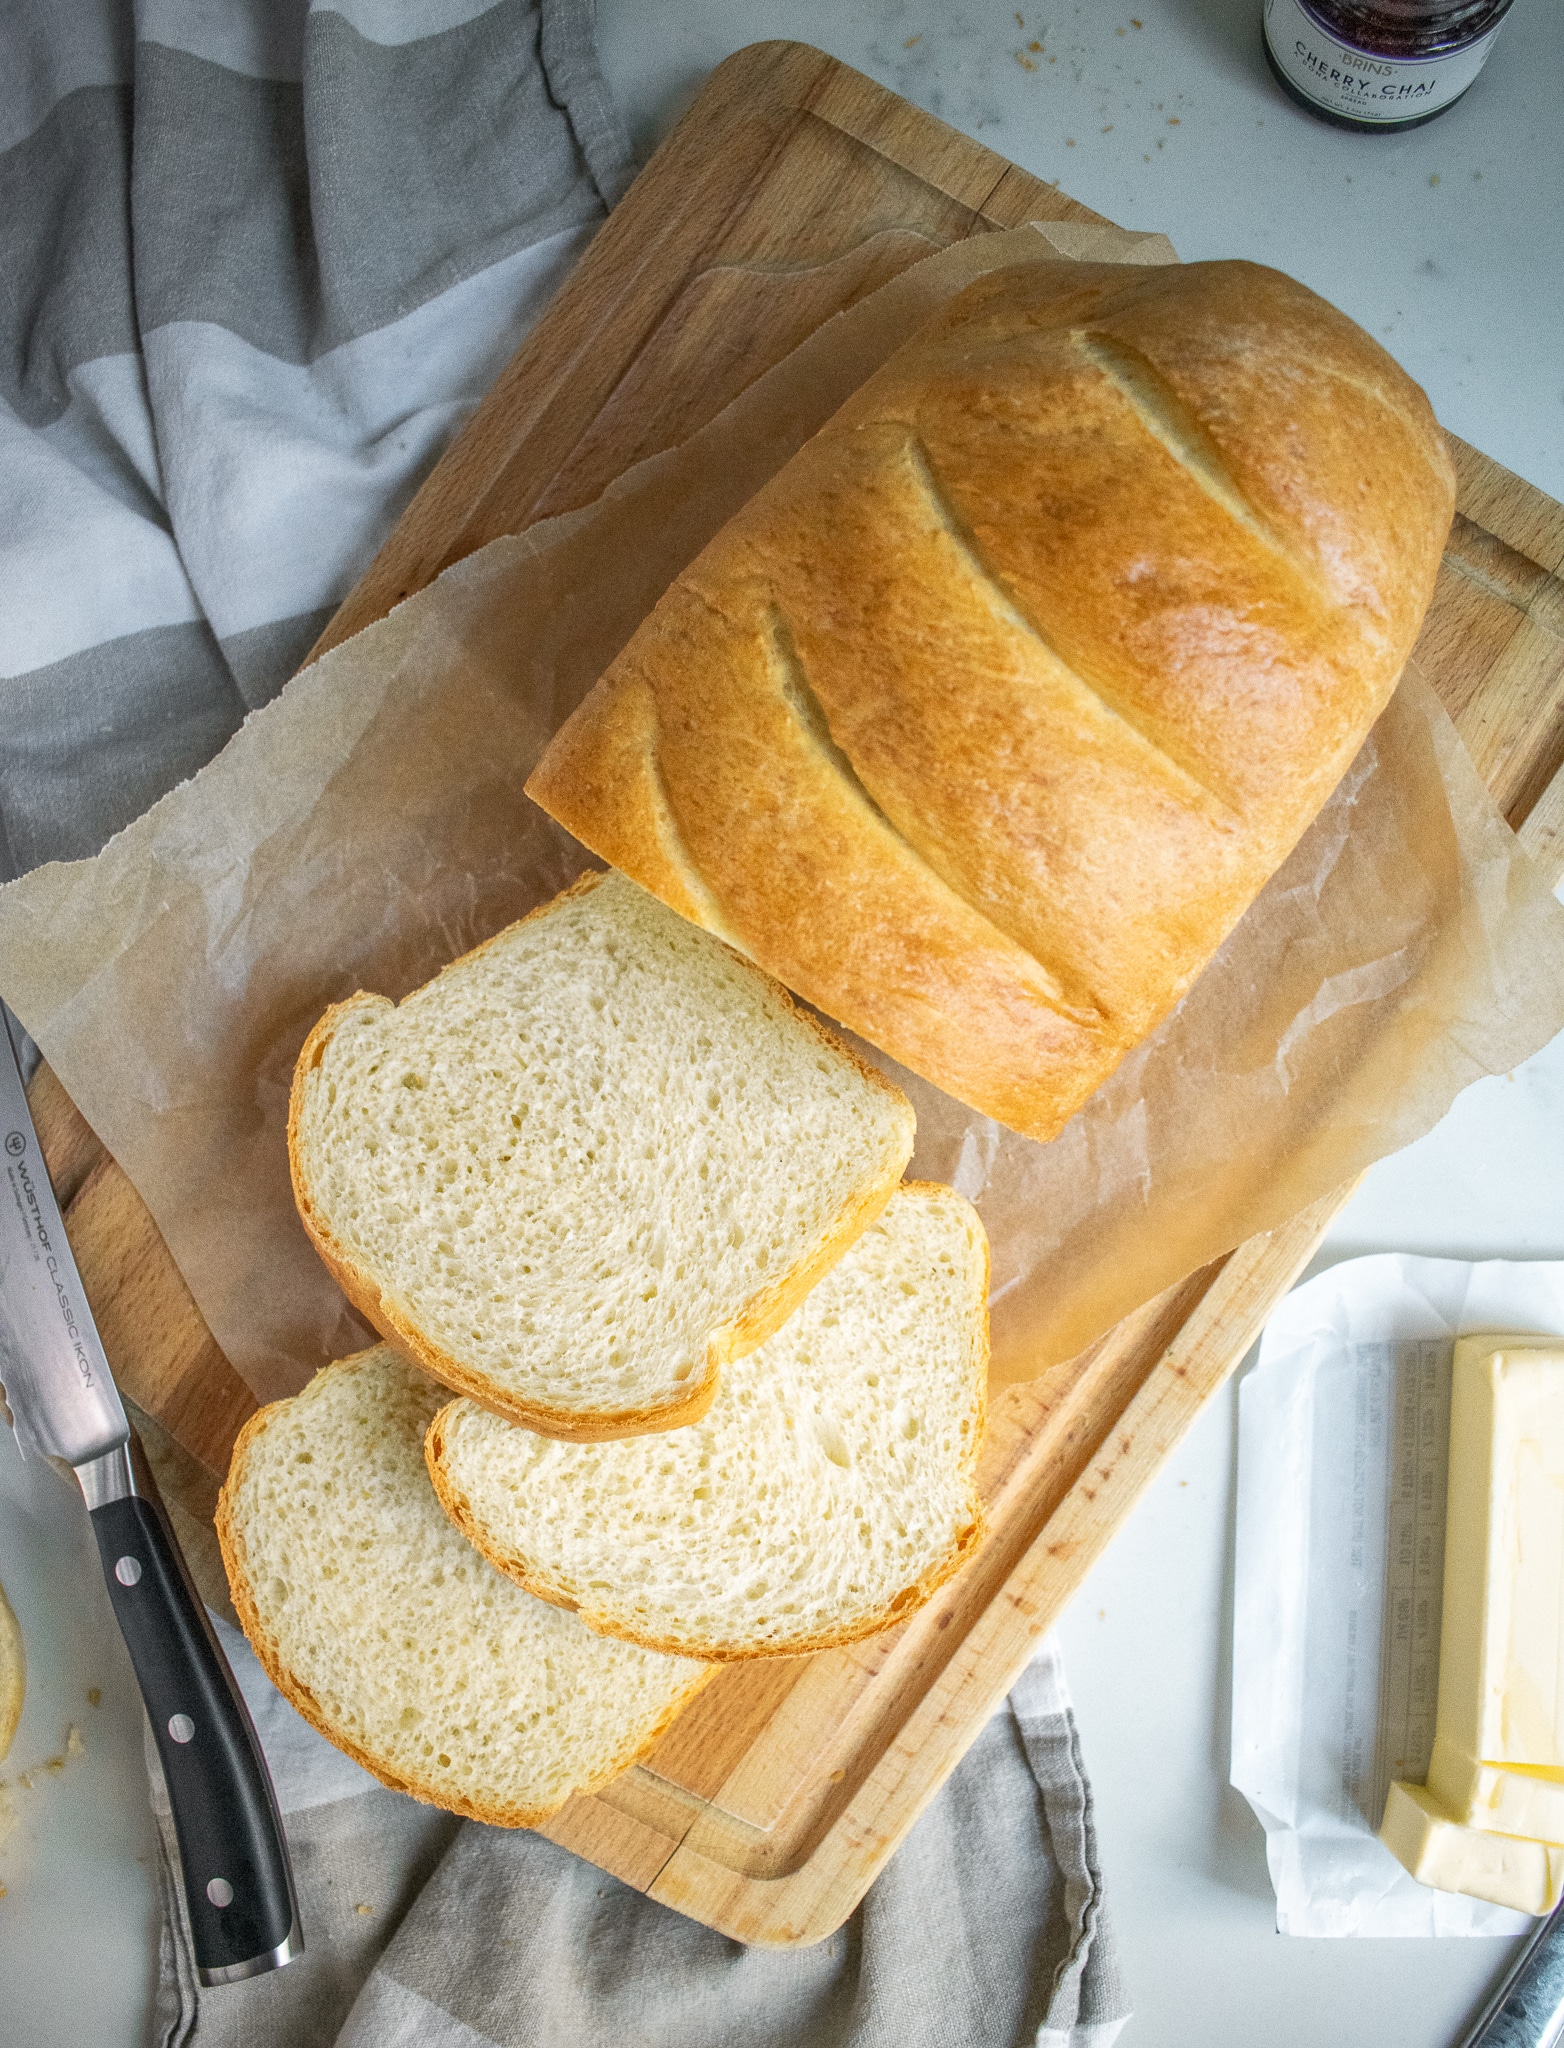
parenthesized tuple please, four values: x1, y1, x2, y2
(10, 6, 1130, 2044)
(2, 0, 626, 880)
(147, 1623, 1129, 2048)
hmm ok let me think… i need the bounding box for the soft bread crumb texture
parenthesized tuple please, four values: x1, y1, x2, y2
(429, 1184, 989, 1660)
(216, 1347, 711, 1826)
(290, 871, 913, 1432)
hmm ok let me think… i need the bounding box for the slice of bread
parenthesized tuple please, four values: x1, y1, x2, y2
(216, 1346, 713, 1827)
(426, 1183, 990, 1661)
(289, 869, 914, 1439)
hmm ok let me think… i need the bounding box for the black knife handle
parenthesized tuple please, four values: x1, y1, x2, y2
(88, 1477, 300, 1981)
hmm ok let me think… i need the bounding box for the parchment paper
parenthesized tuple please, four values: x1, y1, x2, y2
(1232, 1253, 1564, 1936)
(1, 223, 1562, 1405)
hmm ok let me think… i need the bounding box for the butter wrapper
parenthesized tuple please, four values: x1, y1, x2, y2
(1232, 1252, 1564, 1936)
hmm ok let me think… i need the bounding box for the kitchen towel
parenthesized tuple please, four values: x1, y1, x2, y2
(5, 5, 1129, 2046)
(1, 0, 624, 881)
(146, 1622, 1128, 2048)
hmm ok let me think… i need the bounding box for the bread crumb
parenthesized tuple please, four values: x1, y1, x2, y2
(37, 1728, 83, 1778)
(1168, 116, 1180, 124)
(87, 1689, 101, 1709)
(903, 33, 921, 46)
(7, 1723, 87, 1799)
(355, 1902, 374, 1917)
(1429, 173, 1440, 185)
(1028, 38, 1042, 51)
(1014, 50, 1036, 70)
(829, 1769, 846, 1782)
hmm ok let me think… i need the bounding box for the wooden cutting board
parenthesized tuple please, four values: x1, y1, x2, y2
(32, 41, 1564, 1946)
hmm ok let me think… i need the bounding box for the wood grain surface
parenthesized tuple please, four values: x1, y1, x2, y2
(31, 39, 1564, 1946)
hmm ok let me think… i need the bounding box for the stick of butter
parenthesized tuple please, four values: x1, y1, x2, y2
(1378, 1337, 1564, 1911)
(1381, 1781, 1564, 1916)
(1436, 1337, 1564, 1775)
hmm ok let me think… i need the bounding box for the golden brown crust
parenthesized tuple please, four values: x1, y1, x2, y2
(215, 1356, 717, 1827)
(286, 872, 913, 1440)
(424, 1181, 992, 1662)
(527, 258, 1456, 1142)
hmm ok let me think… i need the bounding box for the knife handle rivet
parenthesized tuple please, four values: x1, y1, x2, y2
(114, 1556, 142, 1586)
(206, 1878, 234, 1908)
(168, 1713, 195, 1744)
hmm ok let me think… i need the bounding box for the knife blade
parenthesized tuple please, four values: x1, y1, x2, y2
(1455, 1895, 1564, 2048)
(0, 1007, 301, 1985)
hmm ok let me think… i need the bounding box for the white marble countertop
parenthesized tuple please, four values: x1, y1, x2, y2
(4, 3, 1562, 2042)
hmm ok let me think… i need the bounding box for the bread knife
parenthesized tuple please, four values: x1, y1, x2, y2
(1455, 1896, 1564, 2048)
(0, 1007, 301, 1984)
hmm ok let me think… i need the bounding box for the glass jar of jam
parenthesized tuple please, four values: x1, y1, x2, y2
(1262, 0, 1518, 130)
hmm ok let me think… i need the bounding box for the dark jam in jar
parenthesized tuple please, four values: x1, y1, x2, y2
(1262, 0, 1517, 130)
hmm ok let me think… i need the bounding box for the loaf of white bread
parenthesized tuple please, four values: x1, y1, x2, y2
(289, 870, 914, 1439)
(216, 1346, 713, 1825)
(427, 1182, 989, 1660)
(527, 258, 1457, 1141)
